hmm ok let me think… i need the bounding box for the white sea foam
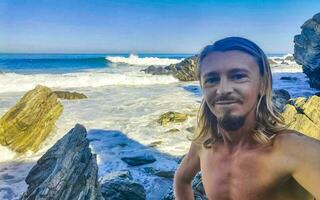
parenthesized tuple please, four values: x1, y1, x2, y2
(0, 71, 179, 93)
(106, 54, 183, 66)
(268, 53, 297, 65)
(0, 146, 16, 163)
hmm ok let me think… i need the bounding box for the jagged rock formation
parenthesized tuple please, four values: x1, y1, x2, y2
(54, 91, 88, 100)
(282, 95, 320, 140)
(158, 111, 189, 126)
(100, 171, 146, 200)
(0, 85, 63, 153)
(21, 124, 102, 200)
(166, 55, 198, 81)
(294, 12, 320, 89)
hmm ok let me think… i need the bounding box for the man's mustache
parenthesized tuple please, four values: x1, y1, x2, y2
(212, 96, 243, 104)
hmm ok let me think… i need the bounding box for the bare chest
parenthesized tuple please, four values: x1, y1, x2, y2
(199, 147, 312, 200)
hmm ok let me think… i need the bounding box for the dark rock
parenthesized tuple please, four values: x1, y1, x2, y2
(280, 76, 298, 81)
(0, 173, 14, 180)
(274, 58, 283, 62)
(280, 60, 290, 65)
(294, 12, 320, 89)
(186, 126, 196, 133)
(100, 170, 146, 200)
(272, 89, 291, 112)
(121, 154, 156, 166)
(141, 65, 173, 75)
(284, 55, 294, 61)
(165, 128, 180, 133)
(54, 91, 87, 100)
(21, 124, 103, 200)
(148, 141, 162, 147)
(0, 85, 63, 153)
(315, 92, 320, 97)
(154, 170, 175, 179)
(142, 167, 175, 179)
(162, 172, 207, 200)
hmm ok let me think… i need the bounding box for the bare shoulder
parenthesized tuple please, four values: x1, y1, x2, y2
(273, 130, 320, 198)
(273, 129, 320, 148)
(273, 129, 320, 170)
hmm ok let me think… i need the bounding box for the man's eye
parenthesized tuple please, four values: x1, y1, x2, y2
(232, 74, 247, 80)
(205, 77, 220, 84)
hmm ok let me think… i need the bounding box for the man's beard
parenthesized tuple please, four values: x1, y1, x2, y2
(218, 111, 245, 131)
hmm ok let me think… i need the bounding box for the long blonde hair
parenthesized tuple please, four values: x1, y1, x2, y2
(193, 37, 285, 148)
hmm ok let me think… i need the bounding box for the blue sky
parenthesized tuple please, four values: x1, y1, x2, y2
(0, 0, 319, 53)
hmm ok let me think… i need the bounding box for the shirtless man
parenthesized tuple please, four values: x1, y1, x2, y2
(174, 37, 320, 200)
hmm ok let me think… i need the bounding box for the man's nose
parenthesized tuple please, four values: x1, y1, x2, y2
(216, 78, 233, 95)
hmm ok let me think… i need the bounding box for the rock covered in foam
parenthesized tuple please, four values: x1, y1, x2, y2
(294, 12, 320, 89)
(282, 95, 320, 140)
(53, 90, 87, 100)
(0, 85, 63, 153)
(100, 170, 146, 200)
(21, 124, 103, 200)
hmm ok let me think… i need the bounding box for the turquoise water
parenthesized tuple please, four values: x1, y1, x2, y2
(0, 53, 193, 74)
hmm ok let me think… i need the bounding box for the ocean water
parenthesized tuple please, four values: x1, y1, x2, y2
(0, 53, 319, 199)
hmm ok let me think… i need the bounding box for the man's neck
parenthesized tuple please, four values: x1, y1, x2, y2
(219, 113, 258, 152)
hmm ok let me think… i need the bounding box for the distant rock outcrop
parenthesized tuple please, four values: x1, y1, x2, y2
(21, 124, 103, 200)
(282, 95, 320, 140)
(142, 55, 198, 81)
(0, 85, 63, 153)
(168, 55, 198, 81)
(54, 91, 88, 100)
(294, 12, 320, 89)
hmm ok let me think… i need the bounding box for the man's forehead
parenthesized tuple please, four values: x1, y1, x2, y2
(200, 50, 259, 75)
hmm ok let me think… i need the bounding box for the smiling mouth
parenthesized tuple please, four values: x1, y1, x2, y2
(215, 100, 239, 105)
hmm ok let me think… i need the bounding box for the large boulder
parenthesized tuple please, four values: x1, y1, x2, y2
(0, 85, 63, 153)
(100, 170, 146, 200)
(294, 12, 320, 89)
(282, 95, 320, 140)
(21, 124, 103, 200)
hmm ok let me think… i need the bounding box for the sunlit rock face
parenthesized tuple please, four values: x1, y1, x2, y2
(282, 95, 320, 140)
(0, 85, 63, 153)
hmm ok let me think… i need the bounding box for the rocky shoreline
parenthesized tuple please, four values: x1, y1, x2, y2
(0, 83, 318, 199)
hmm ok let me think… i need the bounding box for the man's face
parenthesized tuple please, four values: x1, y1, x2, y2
(200, 50, 262, 131)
